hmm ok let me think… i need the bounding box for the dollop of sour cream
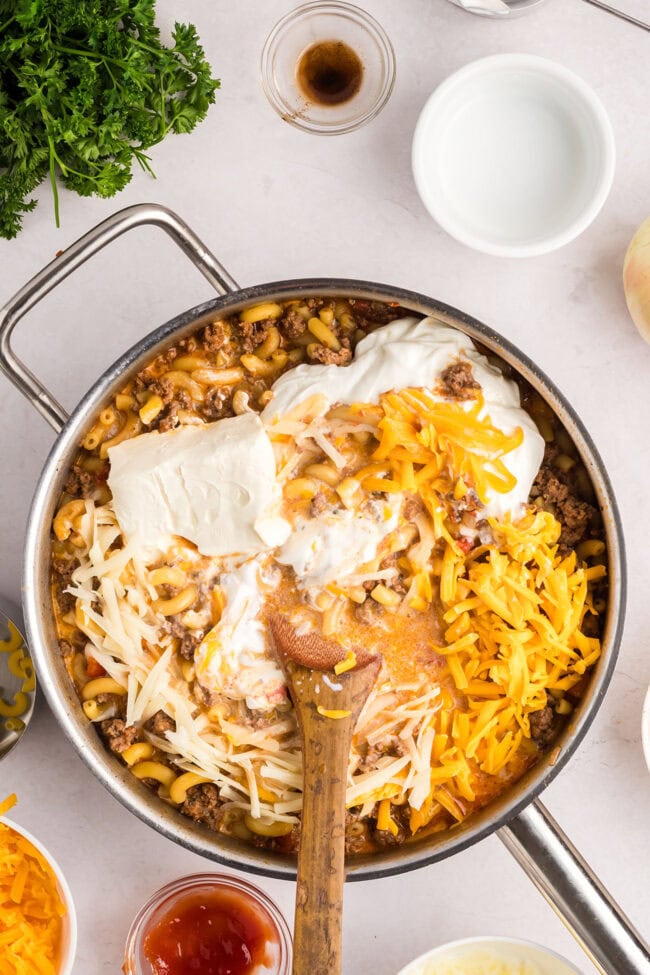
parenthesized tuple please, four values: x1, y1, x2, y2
(276, 499, 400, 591)
(194, 557, 286, 712)
(264, 317, 545, 520)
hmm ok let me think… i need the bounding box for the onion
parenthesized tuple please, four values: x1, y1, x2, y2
(623, 216, 650, 343)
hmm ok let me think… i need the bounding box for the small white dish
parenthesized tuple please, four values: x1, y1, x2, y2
(642, 685, 650, 773)
(397, 936, 583, 974)
(0, 817, 77, 975)
(412, 54, 615, 257)
(447, 0, 549, 16)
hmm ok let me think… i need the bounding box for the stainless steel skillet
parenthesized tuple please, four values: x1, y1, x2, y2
(0, 203, 647, 975)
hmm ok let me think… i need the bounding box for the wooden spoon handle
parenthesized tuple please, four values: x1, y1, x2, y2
(293, 708, 353, 975)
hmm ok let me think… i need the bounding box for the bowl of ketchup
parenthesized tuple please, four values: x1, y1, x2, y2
(123, 873, 292, 975)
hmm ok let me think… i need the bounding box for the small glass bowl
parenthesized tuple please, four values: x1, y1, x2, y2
(261, 1, 396, 135)
(123, 873, 292, 975)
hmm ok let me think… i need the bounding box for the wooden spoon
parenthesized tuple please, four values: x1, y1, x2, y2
(269, 615, 382, 975)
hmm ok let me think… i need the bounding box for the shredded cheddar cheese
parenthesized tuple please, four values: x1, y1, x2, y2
(0, 794, 17, 817)
(317, 706, 351, 720)
(402, 508, 603, 826)
(0, 800, 66, 975)
(334, 650, 357, 675)
(376, 387, 523, 506)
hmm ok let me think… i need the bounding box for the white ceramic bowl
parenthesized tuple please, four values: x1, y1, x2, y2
(642, 685, 650, 773)
(397, 936, 583, 974)
(0, 817, 77, 975)
(412, 54, 615, 257)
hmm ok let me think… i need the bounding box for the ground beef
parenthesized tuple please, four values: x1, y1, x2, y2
(181, 783, 223, 831)
(359, 737, 407, 773)
(176, 336, 198, 355)
(166, 618, 201, 660)
(240, 318, 273, 353)
(64, 464, 104, 498)
(371, 804, 409, 847)
(240, 704, 279, 730)
(157, 414, 176, 433)
(354, 598, 384, 624)
(145, 710, 176, 736)
(202, 321, 227, 352)
(52, 555, 79, 583)
(100, 718, 138, 754)
(274, 826, 300, 855)
(558, 496, 594, 549)
(96, 692, 127, 719)
(439, 360, 481, 400)
(200, 386, 232, 421)
(348, 299, 405, 331)
(150, 376, 176, 405)
(159, 347, 179, 367)
(529, 706, 558, 750)
(402, 495, 421, 521)
(281, 308, 307, 338)
(58, 639, 74, 657)
(345, 810, 366, 855)
(581, 612, 600, 638)
(307, 342, 352, 366)
(309, 492, 329, 516)
(379, 553, 407, 595)
(193, 681, 218, 709)
(52, 556, 79, 613)
(531, 461, 596, 550)
(155, 389, 192, 433)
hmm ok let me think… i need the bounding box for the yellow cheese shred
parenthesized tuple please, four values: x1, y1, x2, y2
(421, 508, 602, 804)
(0, 798, 65, 975)
(317, 706, 351, 720)
(334, 650, 357, 675)
(0, 794, 17, 817)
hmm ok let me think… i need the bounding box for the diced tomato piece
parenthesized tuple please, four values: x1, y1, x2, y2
(86, 656, 106, 679)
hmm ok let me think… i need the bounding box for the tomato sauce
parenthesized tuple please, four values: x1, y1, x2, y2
(142, 887, 280, 975)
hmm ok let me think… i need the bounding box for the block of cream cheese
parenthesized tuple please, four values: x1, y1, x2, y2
(108, 413, 290, 560)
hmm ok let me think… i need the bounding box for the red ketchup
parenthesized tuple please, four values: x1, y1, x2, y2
(142, 886, 280, 975)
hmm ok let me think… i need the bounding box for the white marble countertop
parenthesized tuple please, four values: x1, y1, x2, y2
(1, 1, 649, 972)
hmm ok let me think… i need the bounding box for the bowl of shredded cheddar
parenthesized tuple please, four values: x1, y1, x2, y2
(0, 794, 77, 975)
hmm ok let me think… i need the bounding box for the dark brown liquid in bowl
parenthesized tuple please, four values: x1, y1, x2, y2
(297, 40, 363, 106)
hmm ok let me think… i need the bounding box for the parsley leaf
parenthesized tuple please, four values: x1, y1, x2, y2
(0, 0, 220, 238)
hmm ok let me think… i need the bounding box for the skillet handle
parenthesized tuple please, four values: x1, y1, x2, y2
(499, 799, 650, 975)
(0, 203, 239, 434)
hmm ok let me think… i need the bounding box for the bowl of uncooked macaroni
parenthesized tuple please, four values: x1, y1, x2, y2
(0, 602, 36, 761)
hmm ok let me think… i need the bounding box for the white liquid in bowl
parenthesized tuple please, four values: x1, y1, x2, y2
(412, 55, 615, 256)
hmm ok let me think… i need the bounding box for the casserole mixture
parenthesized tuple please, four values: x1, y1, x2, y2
(50, 298, 606, 854)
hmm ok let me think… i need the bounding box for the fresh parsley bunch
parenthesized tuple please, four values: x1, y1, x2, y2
(0, 0, 220, 239)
